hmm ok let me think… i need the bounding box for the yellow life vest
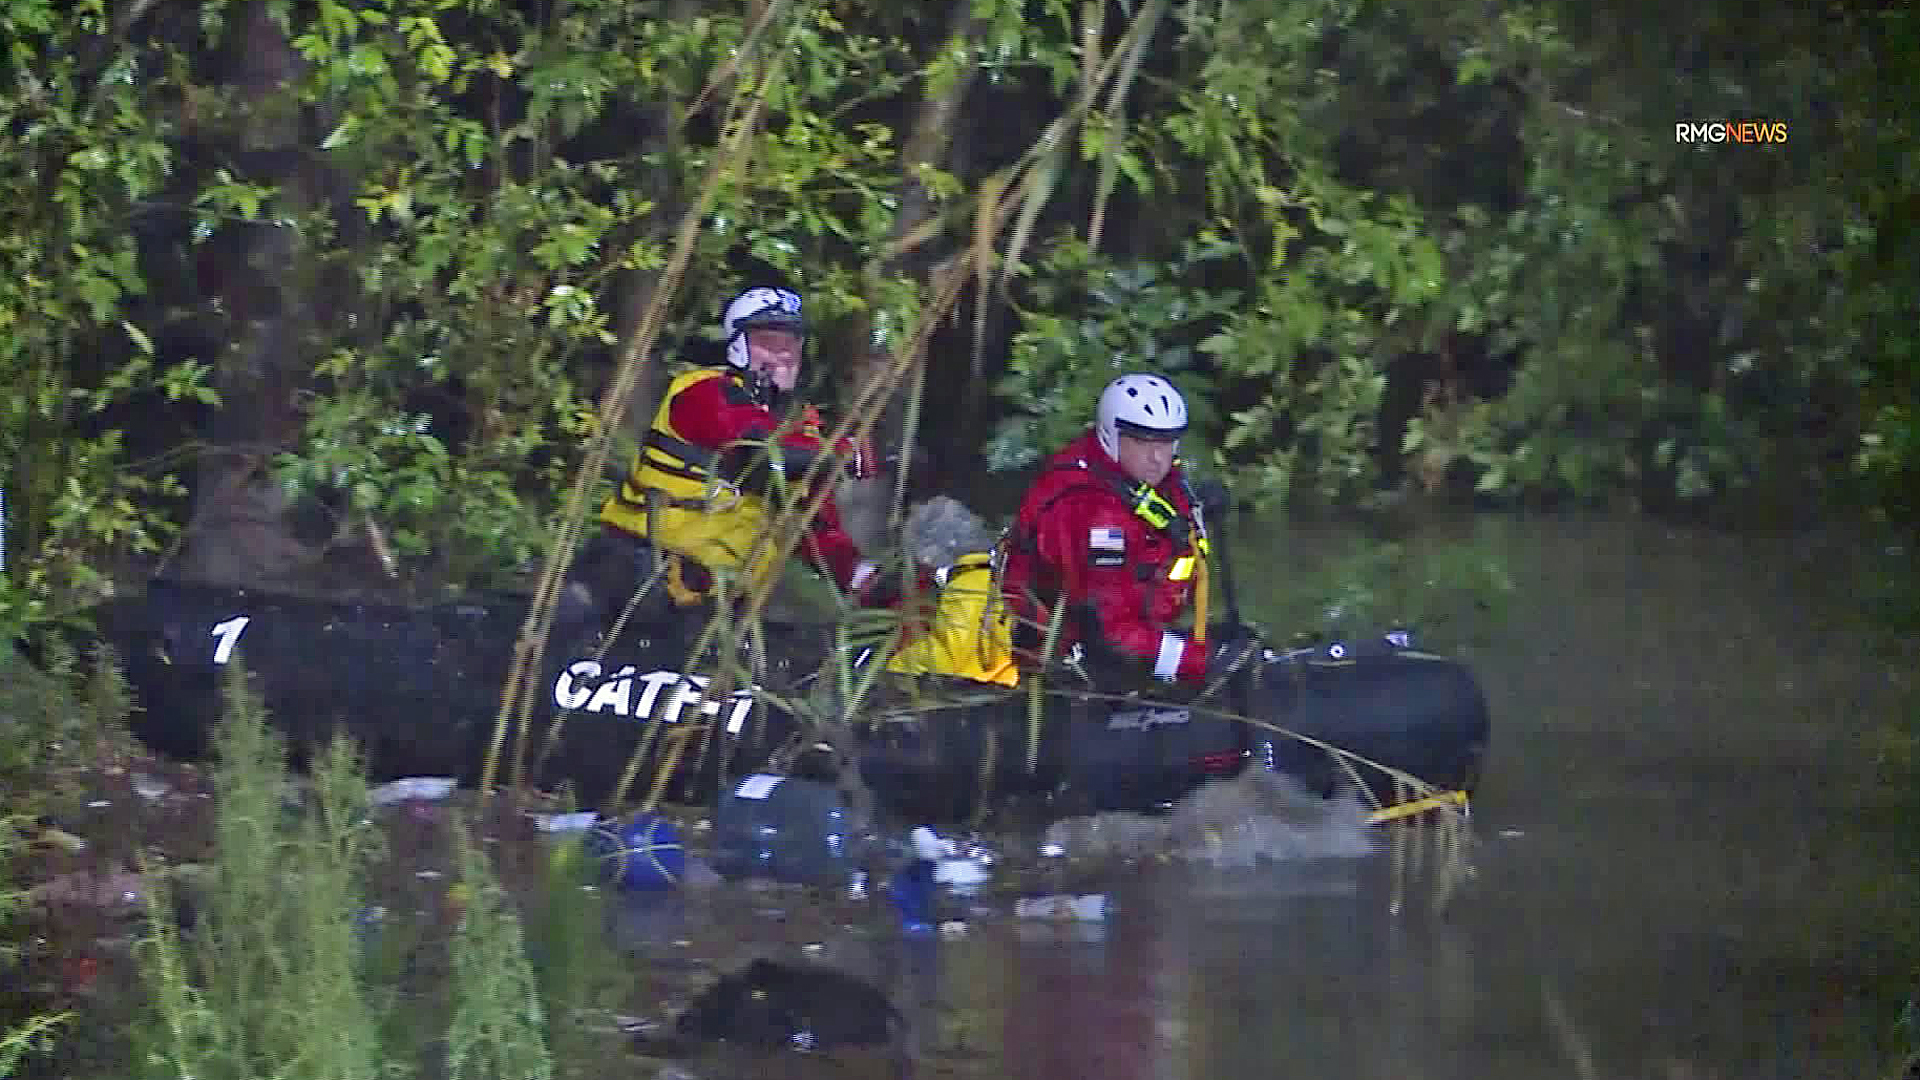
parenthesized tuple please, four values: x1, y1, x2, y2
(598, 366, 797, 602)
(884, 551, 1020, 686)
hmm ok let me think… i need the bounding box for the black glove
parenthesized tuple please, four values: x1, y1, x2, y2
(1205, 627, 1261, 678)
(1186, 474, 1232, 517)
(856, 566, 939, 610)
(719, 440, 826, 494)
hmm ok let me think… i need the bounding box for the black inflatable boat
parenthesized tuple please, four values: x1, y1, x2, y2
(83, 578, 1489, 824)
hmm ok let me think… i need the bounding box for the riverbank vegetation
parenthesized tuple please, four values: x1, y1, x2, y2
(1, 0, 1915, 1075)
(0, 0, 1913, 627)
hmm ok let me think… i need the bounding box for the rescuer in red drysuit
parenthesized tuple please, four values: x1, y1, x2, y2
(1000, 373, 1243, 686)
(558, 285, 908, 641)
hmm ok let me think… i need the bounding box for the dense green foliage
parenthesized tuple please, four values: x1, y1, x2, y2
(0, 0, 1913, 627)
(988, 1, 1915, 515)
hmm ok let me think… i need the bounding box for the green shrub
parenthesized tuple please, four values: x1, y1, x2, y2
(130, 661, 628, 1080)
(0, 639, 136, 821)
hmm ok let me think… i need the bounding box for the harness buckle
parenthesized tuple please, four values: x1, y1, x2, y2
(1128, 483, 1177, 529)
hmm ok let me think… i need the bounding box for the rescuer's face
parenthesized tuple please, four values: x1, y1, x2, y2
(748, 330, 802, 391)
(1116, 433, 1177, 487)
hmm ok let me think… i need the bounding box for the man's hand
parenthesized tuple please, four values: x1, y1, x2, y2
(857, 565, 940, 610)
(1174, 623, 1261, 683)
(837, 434, 878, 480)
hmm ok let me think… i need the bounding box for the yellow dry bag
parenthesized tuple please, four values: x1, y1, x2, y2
(884, 552, 1020, 686)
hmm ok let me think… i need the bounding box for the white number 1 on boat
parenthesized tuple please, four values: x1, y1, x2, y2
(210, 616, 250, 665)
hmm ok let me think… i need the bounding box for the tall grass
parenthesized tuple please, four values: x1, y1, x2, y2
(0, 816, 71, 1079)
(131, 661, 619, 1080)
(133, 663, 385, 1080)
(0, 637, 140, 1078)
(0, 638, 138, 821)
(523, 836, 623, 1078)
(444, 824, 552, 1080)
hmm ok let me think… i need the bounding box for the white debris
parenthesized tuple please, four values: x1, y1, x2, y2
(908, 826, 956, 861)
(1013, 894, 1109, 922)
(369, 777, 457, 806)
(933, 858, 991, 890)
(532, 811, 599, 833)
(131, 773, 171, 801)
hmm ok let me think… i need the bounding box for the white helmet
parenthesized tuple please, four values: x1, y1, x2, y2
(722, 286, 805, 369)
(1096, 373, 1188, 459)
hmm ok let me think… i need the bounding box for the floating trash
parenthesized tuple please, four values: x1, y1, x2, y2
(130, 773, 171, 801)
(31, 825, 88, 854)
(532, 811, 599, 833)
(668, 958, 906, 1052)
(368, 777, 456, 806)
(711, 774, 857, 886)
(932, 855, 991, 892)
(887, 858, 935, 934)
(1013, 894, 1109, 922)
(905, 826, 996, 895)
(908, 825, 953, 861)
(586, 814, 686, 891)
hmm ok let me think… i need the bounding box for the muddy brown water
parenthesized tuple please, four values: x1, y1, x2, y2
(619, 512, 1915, 1080)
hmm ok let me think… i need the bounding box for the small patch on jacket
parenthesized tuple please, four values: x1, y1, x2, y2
(1088, 526, 1125, 566)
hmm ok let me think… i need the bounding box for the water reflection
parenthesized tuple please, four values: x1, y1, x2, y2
(613, 514, 1913, 1079)
(850, 855, 1499, 1080)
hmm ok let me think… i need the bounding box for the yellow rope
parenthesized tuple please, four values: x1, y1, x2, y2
(1192, 551, 1209, 645)
(1367, 789, 1470, 825)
